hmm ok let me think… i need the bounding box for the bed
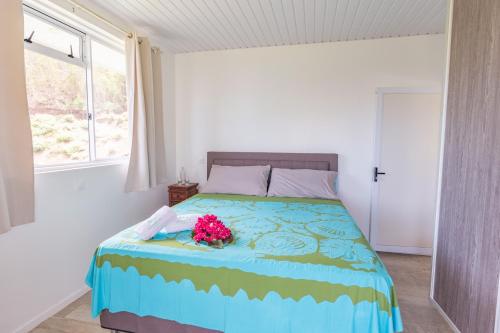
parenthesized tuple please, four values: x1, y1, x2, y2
(86, 152, 403, 333)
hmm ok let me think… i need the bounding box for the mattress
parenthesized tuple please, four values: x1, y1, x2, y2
(86, 194, 403, 333)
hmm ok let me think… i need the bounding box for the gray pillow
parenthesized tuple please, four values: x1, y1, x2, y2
(267, 168, 338, 199)
(200, 165, 271, 196)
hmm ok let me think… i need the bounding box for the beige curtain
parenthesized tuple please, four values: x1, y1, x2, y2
(125, 35, 167, 192)
(0, 0, 35, 234)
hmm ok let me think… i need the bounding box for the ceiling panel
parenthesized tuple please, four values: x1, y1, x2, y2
(84, 0, 447, 53)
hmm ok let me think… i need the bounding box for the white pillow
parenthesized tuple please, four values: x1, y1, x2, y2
(267, 168, 338, 199)
(200, 165, 271, 196)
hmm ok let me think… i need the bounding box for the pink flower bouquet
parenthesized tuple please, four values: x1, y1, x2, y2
(192, 214, 233, 248)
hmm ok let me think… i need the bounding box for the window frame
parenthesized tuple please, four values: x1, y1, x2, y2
(23, 4, 129, 172)
(24, 5, 85, 66)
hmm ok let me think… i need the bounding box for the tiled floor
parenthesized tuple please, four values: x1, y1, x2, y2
(379, 253, 453, 333)
(30, 253, 452, 333)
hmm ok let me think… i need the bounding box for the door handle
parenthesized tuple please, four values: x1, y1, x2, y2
(374, 167, 386, 182)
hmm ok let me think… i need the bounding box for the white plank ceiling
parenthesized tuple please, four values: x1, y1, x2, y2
(86, 0, 447, 53)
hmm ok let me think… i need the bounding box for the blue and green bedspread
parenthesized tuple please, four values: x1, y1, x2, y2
(86, 194, 403, 333)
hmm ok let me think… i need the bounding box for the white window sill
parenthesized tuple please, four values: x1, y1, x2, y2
(35, 158, 129, 174)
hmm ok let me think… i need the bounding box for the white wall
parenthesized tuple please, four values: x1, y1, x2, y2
(0, 51, 176, 333)
(162, 51, 177, 185)
(0, 165, 167, 333)
(175, 35, 446, 236)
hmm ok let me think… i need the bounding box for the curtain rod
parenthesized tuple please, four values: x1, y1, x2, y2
(66, 0, 133, 38)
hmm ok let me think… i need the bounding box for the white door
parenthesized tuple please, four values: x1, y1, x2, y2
(371, 89, 442, 255)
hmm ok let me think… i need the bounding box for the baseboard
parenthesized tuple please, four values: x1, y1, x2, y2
(375, 245, 433, 256)
(12, 285, 90, 333)
(429, 297, 461, 333)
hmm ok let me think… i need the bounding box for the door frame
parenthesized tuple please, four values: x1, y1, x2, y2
(369, 86, 442, 255)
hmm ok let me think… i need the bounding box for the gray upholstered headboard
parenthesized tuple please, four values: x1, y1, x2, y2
(207, 152, 338, 178)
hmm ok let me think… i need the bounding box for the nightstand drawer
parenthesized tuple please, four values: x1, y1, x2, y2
(168, 183, 199, 207)
(170, 191, 185, 201)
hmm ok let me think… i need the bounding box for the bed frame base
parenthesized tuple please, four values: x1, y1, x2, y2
(100, 310, 221, 333)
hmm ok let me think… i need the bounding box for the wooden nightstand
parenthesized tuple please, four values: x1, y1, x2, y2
(168, 183, 198, 206)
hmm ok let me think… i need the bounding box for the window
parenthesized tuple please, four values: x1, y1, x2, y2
(25, 49, 89, 164)
(23, 6, 128, 167)
(24, 12, 82, 59)
(91, 41, 128, 159)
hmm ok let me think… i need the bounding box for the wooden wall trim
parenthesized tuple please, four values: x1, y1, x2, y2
(433, 0, 500, 332)
(496, 274, 500, 333)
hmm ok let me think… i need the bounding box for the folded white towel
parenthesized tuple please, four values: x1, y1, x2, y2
(135, 206, 177, 240)
(160, 214, 201, 234)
